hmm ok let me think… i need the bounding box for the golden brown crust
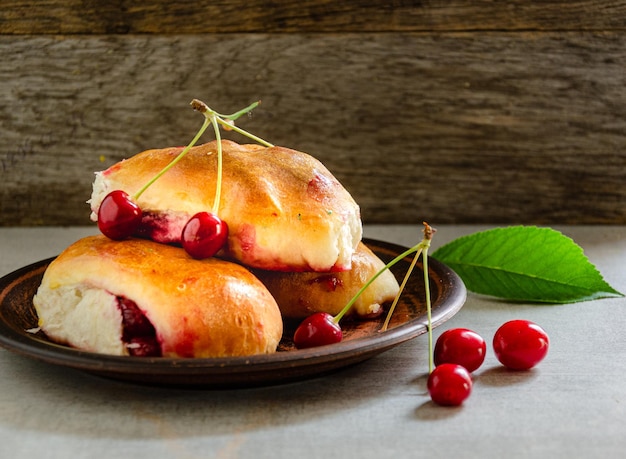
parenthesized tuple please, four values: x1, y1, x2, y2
(34, 236, 283, 357)
(90, 140, 362, 272)
(253, 242, 400, 319)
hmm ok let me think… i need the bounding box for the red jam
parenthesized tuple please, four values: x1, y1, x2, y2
(117, 297, 161, 357)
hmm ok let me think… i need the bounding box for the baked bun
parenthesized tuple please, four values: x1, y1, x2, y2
(33, 236, 283, 358)
(89, 140, 362, 272)
(253, 242, 400, 319)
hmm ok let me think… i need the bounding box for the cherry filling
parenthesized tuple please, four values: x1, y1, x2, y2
(134, 211, 184, 244)
(117, 297, 162, 357)
(309, 274, 344, 292)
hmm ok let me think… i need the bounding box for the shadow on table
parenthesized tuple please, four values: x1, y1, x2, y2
(0, 341, 422, 440)
(410, 364, 540, 420)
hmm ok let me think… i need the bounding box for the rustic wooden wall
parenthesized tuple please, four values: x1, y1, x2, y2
(1, 1, 625, 226)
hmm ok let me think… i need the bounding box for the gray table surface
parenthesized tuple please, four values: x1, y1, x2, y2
(0, 225, 624, 459)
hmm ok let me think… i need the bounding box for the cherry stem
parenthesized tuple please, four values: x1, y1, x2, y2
(133, 115, 211, 200)
(212, 101, 274, 148)
(391, 223, 434, 373)
(209, 113, 223, 215)
(332, 245, 418, 323)
(332, 223, 435, 326)
(381, 222, 435, 331)
(221, 121, 274, 148)
(371, 222, 435, 373)
(133, 99, 272, 202)
(421, 222, 436, 373)
(423, 241, 433, 373)
(218, 101, 262, 121)
(380, 246, 423, 332)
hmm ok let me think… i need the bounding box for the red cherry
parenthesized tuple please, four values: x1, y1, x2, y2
(181, 212, 229, 259)
(293, 312, 343, 349)
(493, 320, 549, 370)
(434, 328, 487, 373)
(427, 363, 473, 406)
(97, 190, 142, 240)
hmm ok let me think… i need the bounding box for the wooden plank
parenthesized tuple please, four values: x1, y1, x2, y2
(1, 32, 625, 225)
(2, 0, 626, 34)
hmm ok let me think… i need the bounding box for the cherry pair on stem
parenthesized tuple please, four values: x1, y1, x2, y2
(293, 223, 436, 350)
(98, 100, 273, 259)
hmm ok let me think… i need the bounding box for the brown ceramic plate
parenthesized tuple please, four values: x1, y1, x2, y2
(0, 239, 466, 388)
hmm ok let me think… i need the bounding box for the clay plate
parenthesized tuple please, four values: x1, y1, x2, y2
(0, 239, 466, 388)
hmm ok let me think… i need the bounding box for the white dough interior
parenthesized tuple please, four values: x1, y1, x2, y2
(33, 284, 127, 355)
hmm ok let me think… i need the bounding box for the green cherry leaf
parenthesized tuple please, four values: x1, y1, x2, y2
(431, 226, 624, 303)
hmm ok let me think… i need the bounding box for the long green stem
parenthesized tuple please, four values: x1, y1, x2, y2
(334, 223, 435, 374)
(423, 242, 433, 373)
(332, 245, 421, 323)
(214, 117, 274, 147)
(218, 101, 261, 121)
(334, 223, 435, 325)
(380, 246, 423, 332)
(132, 99, 267, 202)
(195, 99, 273, 147)
(210, 113, 223, 215)
(133, 116, 211, 200)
